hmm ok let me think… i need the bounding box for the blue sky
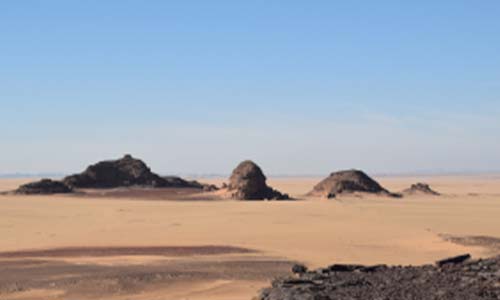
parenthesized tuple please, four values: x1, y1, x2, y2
(1, 1, 499, 175)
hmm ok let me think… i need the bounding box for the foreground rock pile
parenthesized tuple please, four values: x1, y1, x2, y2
(15, 179, 73, 195)
(228, 160, 289, 200)
(403, 182, 440, 196)
(258, 254, 500, 300)
(308, 169, 395, 198)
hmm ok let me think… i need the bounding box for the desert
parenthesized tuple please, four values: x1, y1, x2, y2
(2, 1, 500, 299)
(1, 171, 499, 299)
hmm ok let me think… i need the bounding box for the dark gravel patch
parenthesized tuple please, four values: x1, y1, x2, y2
(0, 252, 292, 299)
(0, 245, 255, 258)
(441, 234, 500, 255)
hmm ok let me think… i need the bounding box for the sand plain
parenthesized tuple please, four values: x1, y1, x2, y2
(0, 175, 499, 299)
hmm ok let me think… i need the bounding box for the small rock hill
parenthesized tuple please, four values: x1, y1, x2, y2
(15, 179, 73, 195)
(402, 183, 440, 196)
(228, 160, 289, 200)
(309, 170, 393, 198)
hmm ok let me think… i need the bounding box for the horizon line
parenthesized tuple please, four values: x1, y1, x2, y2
(2, 170, 500, 179)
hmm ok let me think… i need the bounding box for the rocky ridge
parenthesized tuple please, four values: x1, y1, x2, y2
(13, 155, 215, 194)
(63, 154, 166, 188)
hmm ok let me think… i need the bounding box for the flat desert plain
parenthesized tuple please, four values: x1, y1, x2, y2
(0, 175, 499, 300)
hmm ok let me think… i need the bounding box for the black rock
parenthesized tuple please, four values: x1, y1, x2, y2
(292, 264, 308, 274)
(436, 254, 471, 267)
(359, 264, 388, 273)
(327, 264, 365, 272)
(309, 170, 395, 198)
(15, 179, 73, 195)
(227, 160, 289, 200)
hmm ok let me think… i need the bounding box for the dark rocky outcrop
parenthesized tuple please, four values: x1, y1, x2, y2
(258, 254, 500, 300)
(227, 160, 289, 200)
(62, 155, 215, 190)
(63, 154, 166, 188)
(402, 182, 440, 196)
(15, 179, 73, 195)
(309, 170, 394, 198)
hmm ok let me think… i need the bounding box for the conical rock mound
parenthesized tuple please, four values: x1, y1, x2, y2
(309, 169, 392, 198)
(228, 160, 289, 200)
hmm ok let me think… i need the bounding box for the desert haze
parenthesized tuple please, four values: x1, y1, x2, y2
(1, 175, 499, 299)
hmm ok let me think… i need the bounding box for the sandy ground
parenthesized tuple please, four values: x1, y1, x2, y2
(0, 175, 499, 299)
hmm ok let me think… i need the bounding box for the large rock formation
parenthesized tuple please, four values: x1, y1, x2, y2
(258, 254, 500, 300)
(309, 170, 393, 198)
(12, 155, 216, 195)
(15, 179, 73, 195)
(227, 160, 289, 200)
(402, 182, 440, 196)
(63, 154, 166, 188)
(62, 154, 213, 189)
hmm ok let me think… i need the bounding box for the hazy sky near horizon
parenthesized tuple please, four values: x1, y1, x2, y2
(1, 1, 499, 175)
